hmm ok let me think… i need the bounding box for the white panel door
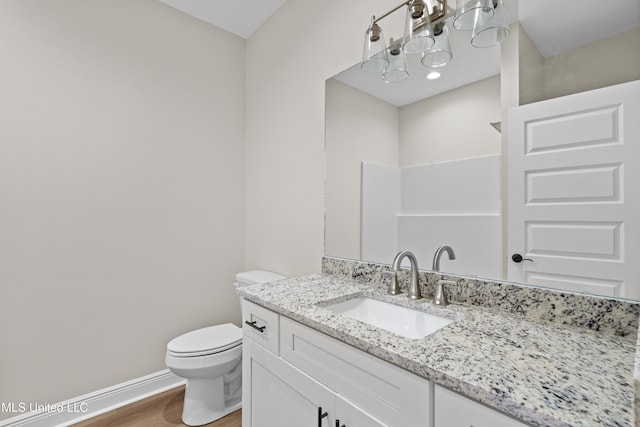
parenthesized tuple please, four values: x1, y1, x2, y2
(507, 80, 640, 298)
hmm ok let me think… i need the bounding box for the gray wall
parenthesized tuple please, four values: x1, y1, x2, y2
(0, 0, 246, 417)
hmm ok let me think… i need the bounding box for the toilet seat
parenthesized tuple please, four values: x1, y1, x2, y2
(167, 323, 242, 358)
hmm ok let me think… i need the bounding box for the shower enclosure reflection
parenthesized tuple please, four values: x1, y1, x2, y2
(325, 74, 502, 276)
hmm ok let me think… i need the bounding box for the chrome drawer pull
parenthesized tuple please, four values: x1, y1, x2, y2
(245, 320, 266, 333)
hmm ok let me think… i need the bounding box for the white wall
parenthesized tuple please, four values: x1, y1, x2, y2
(399, 75, 502, 166)
(361, 163, 401, 263)
(544, 28, 640, 100)
(513, 26, 640, 104)
(0, 0, 246, 418)
(518, 26, 545, 105)
(325, 80, 399, 261)
(244, 0, 401, 276)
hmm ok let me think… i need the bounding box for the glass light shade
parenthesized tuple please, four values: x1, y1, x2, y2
(453, 0, 494, 31)
(421, 24, 452, 67)
(383, 46, 409, 83)
(403, 4, 435, 54)
(361, 23, 389, 73)
(471, 0, 510, 47)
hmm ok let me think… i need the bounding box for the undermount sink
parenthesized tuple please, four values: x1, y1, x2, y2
(325, 297, 453, 339)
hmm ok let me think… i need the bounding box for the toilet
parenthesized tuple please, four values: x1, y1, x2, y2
(165, 270, 286, 426)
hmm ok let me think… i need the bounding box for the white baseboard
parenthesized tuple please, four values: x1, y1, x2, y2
(0, 369, 186, 427)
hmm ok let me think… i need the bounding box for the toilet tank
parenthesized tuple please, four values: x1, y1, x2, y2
(235, 270, 287, 288)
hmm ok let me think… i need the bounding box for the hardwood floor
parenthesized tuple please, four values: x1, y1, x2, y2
(71, 386, 241, 427)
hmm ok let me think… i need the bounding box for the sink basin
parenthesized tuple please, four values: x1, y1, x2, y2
(325, 297, 453, 339)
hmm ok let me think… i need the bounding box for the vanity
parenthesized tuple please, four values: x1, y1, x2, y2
(237, 258, 638, 427)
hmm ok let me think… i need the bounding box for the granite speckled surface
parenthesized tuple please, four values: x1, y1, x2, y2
(322, 256, 640, 338)
(237, 273, 637, 427)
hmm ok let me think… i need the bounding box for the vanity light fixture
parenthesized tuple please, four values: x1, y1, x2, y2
(383, 39, 410, 83)
(361, 0, 509, 82)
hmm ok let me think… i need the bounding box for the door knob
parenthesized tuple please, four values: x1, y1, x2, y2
(511, 253, 533, 263)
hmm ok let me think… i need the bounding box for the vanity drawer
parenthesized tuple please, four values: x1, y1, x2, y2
(241, 299, 279, 355)
(434, 385, 530, 427)
(280, 316, 432, 427)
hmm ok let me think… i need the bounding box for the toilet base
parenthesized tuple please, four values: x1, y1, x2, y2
(181, 377, 241, 426)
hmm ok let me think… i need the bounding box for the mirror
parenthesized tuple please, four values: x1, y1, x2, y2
(325, 0, 640, 299)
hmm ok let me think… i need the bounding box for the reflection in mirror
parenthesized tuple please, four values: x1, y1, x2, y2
(325, 0, 640, 300)
(325, 75, 502, 276)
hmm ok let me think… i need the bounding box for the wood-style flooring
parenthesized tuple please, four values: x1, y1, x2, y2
(71, 386, 241, 427)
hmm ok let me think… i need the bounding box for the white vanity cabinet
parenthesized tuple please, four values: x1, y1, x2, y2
(245, 340, 385, 427)
(242, 299, 532, 427)
(244, 338, 333, 426)
(434, 385, 530, 427)
(241, 299, 431, 427)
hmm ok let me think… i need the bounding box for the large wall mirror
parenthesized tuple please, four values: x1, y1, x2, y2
(325, 0, 640, 299)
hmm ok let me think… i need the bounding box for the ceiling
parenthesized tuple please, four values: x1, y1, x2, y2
(335, 0, 640, 106)
(520, 0, 640, 58)
(158, 0, 640, 106)
(157, 0, 287, 39)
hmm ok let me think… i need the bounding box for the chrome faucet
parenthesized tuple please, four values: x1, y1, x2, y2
(388, 250, 422, 300)
(432, 245, 456, 306)
(432, 245, 456, 271)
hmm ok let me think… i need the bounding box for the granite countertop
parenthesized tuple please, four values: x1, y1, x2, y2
(236, 274, 637, 427)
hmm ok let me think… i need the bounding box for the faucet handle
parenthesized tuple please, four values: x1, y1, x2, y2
(383, 270, 402, 295)
(434, 279, 456, 306)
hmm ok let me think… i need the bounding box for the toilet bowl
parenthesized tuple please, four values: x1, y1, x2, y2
(165, 270, 286, 426)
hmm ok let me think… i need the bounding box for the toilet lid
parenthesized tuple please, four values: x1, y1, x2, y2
(167, 323, 242, 357)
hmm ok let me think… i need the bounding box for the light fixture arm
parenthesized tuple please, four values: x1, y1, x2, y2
(371, 1, 411, 25)
(371, 0, 448, 27)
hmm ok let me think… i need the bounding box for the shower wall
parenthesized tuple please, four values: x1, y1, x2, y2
(362, 155, 501, 277)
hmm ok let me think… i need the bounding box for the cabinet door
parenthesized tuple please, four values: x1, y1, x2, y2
(434, 385, 530, 427)
(280, 317, 432, 426)
(243, 338, 335, 427)
(335, 395, 387, 427)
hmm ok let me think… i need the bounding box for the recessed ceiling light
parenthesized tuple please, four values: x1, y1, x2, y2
(426, 72, 441, 80)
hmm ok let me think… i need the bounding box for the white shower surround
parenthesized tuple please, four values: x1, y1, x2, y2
(362, 155, 501, 277)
